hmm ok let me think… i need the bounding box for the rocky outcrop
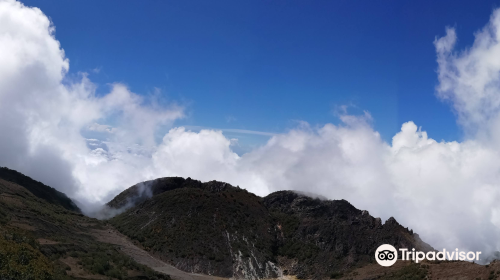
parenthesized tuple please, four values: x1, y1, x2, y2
(109, 179, 280, 279)
(264, 191, 433, 278)
(108, 177, 433, 279)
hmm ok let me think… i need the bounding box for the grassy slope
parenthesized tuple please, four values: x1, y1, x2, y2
(0, 167, 80, 213)
(110, 184, 276, 277)
(0, 177, 169, 280)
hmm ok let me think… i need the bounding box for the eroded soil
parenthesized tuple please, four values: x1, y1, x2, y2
(91, 225, 228, 280)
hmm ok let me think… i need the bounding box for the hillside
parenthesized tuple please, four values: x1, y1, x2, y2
(107, 177, 433, 279)
(109, 178, 279, 279)
(0, 174, 170, 280)
(0, 167, 80, 213)
(263, 191, 433, 278)
(1, 170, 497, 279)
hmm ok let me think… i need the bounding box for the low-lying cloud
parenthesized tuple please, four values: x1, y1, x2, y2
(4, 0, 500, 261)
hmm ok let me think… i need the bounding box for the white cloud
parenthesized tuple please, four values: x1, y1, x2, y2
(435, 10, 500, 141)
(6, 0, 500, 262)
(225, 115, 237, 123)
(152, 128, 241, 183)
(142, 8, 500, 258)
(0, 0, 183, 208)
(185, 126, 277, 136)
(88, 123, 116, 133)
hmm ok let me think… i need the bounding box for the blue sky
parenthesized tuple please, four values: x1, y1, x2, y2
(10, 0, 500, 252)
(21, 0, 500, 146)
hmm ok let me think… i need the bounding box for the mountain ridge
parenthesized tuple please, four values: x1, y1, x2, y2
(0, 166, 80, 213)
(107, 177, 433, 279)
(0, 170, 171, 280)
(1, 169, 498, 279)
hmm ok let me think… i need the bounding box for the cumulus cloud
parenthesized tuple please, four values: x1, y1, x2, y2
(0, 0, 183, 209)
(435, 10, 500, 141)
(6, 0, 500, 262)
(144, 8, 500, 259)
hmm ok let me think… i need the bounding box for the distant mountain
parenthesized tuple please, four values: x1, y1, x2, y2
(108, 177, 433, 279)
(0, 167, 80, 212)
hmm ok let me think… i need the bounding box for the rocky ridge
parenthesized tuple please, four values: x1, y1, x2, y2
(108, 177, 433, 279)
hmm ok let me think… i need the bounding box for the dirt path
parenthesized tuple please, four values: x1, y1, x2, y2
(91, 227, 227, 280)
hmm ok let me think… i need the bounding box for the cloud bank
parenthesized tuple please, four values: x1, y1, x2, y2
(0, 0, 184, 208)
(4, 0, 500, 260)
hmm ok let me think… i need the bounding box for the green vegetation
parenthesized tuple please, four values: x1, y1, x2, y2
(109, 180, 432, 279)
(271, 211, 320, 261)
(379, 262, 428, 280)
(329, 271, 343, 279)
(0, 205, 9, 224)
(110, 183, 276, 277)
(0, 231, 54, 280)
(0, 228, 169, 280)
(278, 240, 320, 261)
(77, 244, 169, 280)
(272, 212, 299, 238)
(0, 176, 171, 280)
(0, 167, 80, 212)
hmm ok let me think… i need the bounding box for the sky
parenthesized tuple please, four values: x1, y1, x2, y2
(18, 0, 500, 146)
(6, 0, 500, 262)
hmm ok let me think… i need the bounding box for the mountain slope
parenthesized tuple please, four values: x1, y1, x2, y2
(108, 177, 433, 279)
(0, 174, 170, 280)
(0, 167, 80, 212)
(1, 170, 493, 280)
(263, 191, 433, 278)
(109, 178, 280, 279)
